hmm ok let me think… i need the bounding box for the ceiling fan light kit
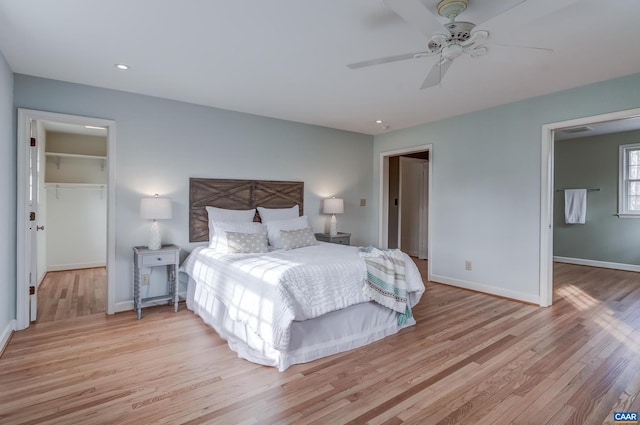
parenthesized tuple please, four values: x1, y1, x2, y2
(348, 0, 542, 90)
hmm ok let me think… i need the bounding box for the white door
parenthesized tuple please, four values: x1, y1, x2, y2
(27, 118, 41, 321)
(418, 161, 429, 259)
(399, 157, 428, 258)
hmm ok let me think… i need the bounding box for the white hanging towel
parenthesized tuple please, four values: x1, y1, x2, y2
(564, 189, 587, 224)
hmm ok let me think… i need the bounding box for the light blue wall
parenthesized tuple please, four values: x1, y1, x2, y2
(14, 75, 374, 309)
(554, 130, 640, 265)
(373, 72, 640, 303)
(0, 51, 15, 335)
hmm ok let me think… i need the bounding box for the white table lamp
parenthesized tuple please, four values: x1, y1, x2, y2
(140, 194, 173, 250)
(323, 197, 344, 236)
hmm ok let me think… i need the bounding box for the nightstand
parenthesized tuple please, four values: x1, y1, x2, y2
(133, 244, 180, 319)
(315, 232, 351, 245)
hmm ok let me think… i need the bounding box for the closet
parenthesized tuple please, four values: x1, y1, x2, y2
(43, 130, 107, 272)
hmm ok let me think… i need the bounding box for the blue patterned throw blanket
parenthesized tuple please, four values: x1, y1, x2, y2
(358, 246, 412, 324)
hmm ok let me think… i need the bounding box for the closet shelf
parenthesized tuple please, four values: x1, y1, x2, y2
(45, 183, 107, 200)
(45, 152, 107, 171)
(45, 183, 107, 189)
(45, 152, 107, 160)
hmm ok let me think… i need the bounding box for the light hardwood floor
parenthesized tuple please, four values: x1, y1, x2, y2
(36, 267, 106, 323)
(1, 262, 639, 424)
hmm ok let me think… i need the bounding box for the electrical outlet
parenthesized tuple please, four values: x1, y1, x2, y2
(360, 198, 366, 206)
(465, 260, 472, 271)
(141, 274, 150, 285)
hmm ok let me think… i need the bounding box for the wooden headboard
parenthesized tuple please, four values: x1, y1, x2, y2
(189, 178, 304, 242)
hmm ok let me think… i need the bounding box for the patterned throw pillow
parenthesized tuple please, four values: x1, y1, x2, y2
(225, 231, 269, 254)
(280, 227, 318, 250)
(212, 222, 266, 252)
(265, 216, 310, 248)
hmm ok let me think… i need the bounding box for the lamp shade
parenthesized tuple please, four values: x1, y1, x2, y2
(323, 198, 344, 214)
(140, 196, 173, 220)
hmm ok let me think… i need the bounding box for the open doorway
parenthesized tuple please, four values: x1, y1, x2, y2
(539, 107, 640, 307)
(380, 144, 432, 278)
(37, 121, 108, 322)
(16, 109, 116, 330)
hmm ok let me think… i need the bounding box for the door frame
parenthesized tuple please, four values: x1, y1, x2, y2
(380, 144, 432, 278)
(539, 107, 640, 307)
(16, 108, 117, 330)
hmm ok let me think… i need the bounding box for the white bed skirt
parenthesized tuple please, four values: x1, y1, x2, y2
(186, 276, 415, 371)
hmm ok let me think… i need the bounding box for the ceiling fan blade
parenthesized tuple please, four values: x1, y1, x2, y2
(347, 51, 434, 69)
(421, 58, 453, 89)
(383, 0, 444, 39)
(462, 0, 526, 28)
(489, 42, 553, 53)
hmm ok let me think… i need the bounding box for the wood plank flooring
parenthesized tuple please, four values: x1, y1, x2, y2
(2, 262, 640, 424)
(36, 267, 106, 323)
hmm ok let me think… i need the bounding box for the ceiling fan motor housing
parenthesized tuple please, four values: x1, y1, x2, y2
(429, 21, 476, 50)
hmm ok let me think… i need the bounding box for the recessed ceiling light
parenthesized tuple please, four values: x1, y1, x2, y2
(375, 120, 383, 124)
(115, 64, 129, 70)
(85, 125, 106, 130)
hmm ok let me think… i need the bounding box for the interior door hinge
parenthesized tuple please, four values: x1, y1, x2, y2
(30, 212, 36, 221)
(29, 286, 35, 295)
(30, 137, 36, 147)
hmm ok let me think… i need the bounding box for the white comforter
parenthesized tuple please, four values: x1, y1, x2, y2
(181, 243, 425, 351)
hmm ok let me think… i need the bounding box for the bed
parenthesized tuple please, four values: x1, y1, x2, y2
(181, 178, 425, 371)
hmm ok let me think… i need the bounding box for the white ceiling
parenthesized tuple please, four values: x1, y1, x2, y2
(1, 0, 639, 135)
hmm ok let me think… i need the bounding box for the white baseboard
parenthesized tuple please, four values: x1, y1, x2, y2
(1, 319, 17, 355)
(114, 301, 134, 313)
(429, 273, 540, 305)
(553, 256, 640, 273)
(48, 262, 106, 272)
(37, 271, 46, 288)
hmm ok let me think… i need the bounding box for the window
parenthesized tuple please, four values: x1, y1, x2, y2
(619, 143, 640, 217)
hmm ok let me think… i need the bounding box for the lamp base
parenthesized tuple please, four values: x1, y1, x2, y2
(148, 220, 162, 250)
(329, 214, 337, 236)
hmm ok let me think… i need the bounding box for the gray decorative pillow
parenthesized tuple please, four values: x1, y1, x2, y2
(225, 231, 269, 254)
(280, 227, 318, 250)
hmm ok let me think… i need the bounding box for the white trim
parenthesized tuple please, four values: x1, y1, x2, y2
(115, 301, 134, 313)
(1, 319, 16, 354)
(17, 109, 117, 331)
(553, 256, 640, 273)
(540, 107, 640, 309)
(47, 262, 107, 272)
(379, 144, 433, 281)
(618, 143, 640, 216)
(430, 274, 540, 305)
(615, 213, 640, 218)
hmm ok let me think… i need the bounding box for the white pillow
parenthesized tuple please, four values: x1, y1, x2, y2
(257, 205, 299, 223)
(280, 227, 318, 250)
(265, 216, 309, 249)
(211, 222, 267, 252)
(206, 206, 256, 245)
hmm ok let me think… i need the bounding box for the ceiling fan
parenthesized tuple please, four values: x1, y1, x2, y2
(348, 0, 536, 89)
